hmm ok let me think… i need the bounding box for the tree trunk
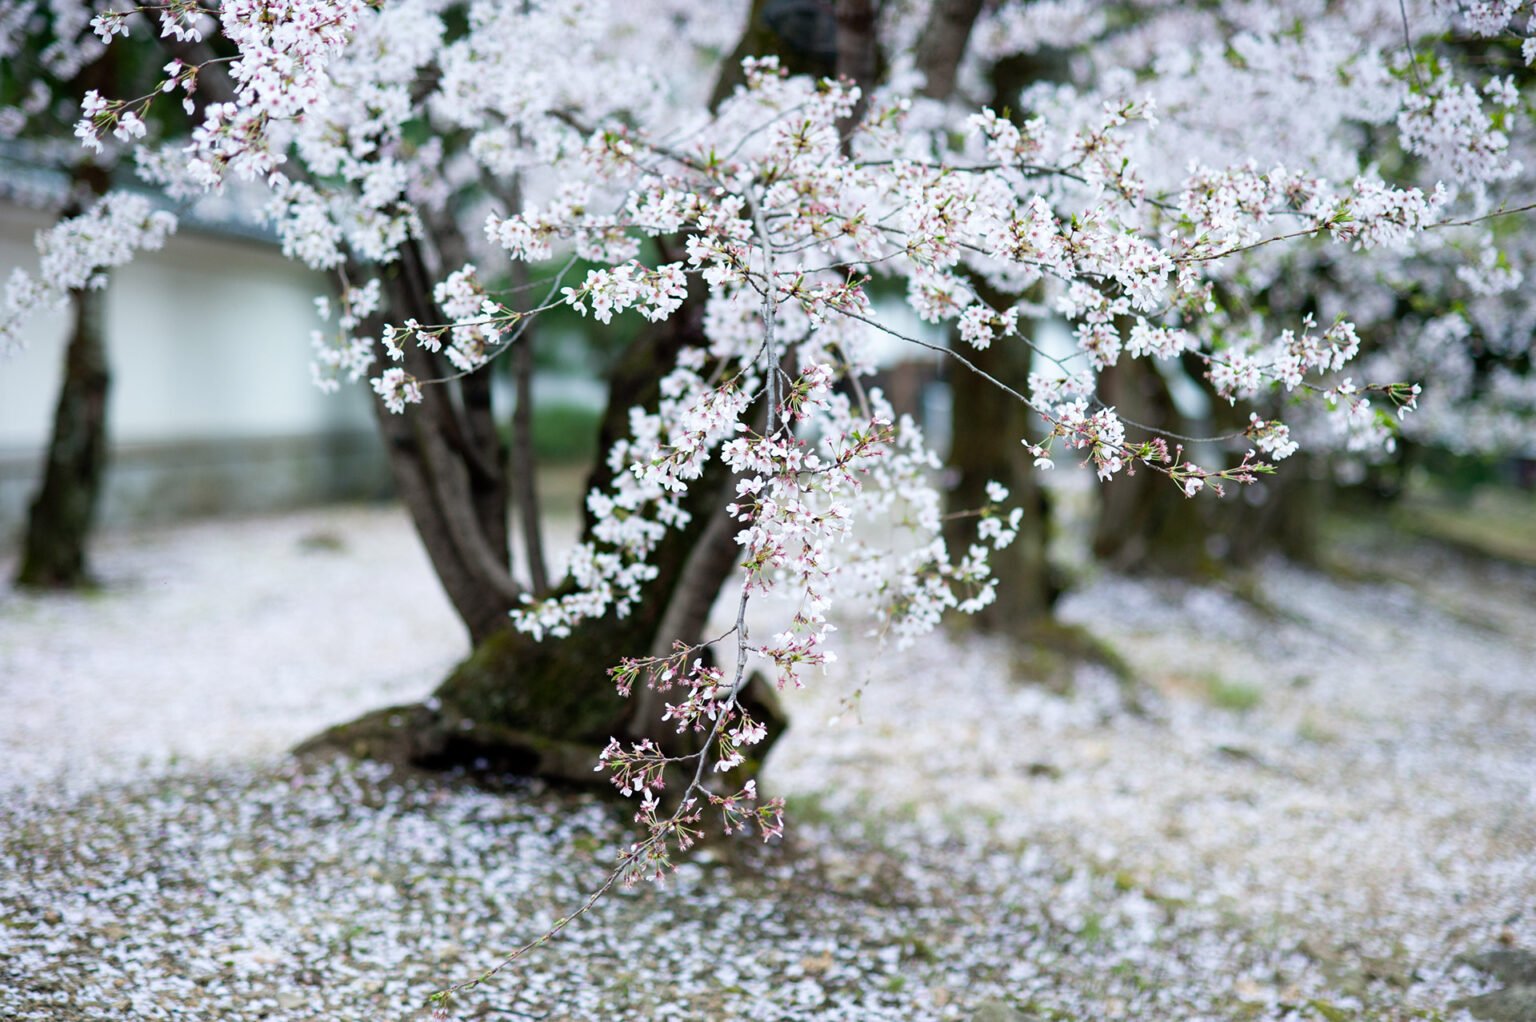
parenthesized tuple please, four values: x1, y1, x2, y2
(303, 287, 784, 785)
(364, 243, 521, 645)
(944, 327, 1057, 629)
(709, 0, 839, 109)
(1197, 356, 1327, 570)
(15, 276, 111, 590)
(1090, 356, 1212, 574)
(1208, 453, 1325, 567)
(1201, 387, 1326, 569)
(15, 41, 115, 592)
(1091, 353, 1329, 574)
(916, 0, 986, 100)
(834, 0, 879, 137)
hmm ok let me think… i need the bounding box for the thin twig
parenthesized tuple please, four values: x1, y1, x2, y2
(415, 255, 580, 386)
(1399, 0, 1426, 89)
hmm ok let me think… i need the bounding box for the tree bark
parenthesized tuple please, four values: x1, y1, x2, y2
(1209, 453, 1324, 567)
(1089, 356, 1212, 574)
(401, 240, 511, 574)
(916, 0, 985, 100)
(710, 0, 840, 109)
(369, 363, 521, 644)
(361, 242, 522, 644)
(15, 42, 117, 591)
(15, 271, 111, 590)
(944, 317, 1058, 629)
(1091, 351, 1330, 574)
(1202, 376, 1326, 569)
(834, 0, 879, 137)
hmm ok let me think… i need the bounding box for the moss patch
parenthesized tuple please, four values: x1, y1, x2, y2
(1008, 618, 1134, 694)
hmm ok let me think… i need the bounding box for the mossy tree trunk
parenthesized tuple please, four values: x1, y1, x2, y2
(304, 271, 783, 785)
(16, 163, 113, 591)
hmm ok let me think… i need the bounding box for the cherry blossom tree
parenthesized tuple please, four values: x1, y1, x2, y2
(949, 1, 1536, 570)
(5, 3, 1535, 973)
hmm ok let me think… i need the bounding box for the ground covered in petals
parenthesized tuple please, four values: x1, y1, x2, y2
(1, 506, 1532, 1021)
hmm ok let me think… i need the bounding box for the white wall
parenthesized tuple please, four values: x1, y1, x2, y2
(0, 203, 373, 449)
(0, 203, 391, 538)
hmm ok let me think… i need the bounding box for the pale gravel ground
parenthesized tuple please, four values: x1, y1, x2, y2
(0, 508, 468, 791)
(769, 539, 1536, 1015)
(1, 503, 1532, 1020)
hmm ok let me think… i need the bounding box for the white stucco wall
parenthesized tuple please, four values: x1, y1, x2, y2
(1, 204, 373, 448)
(0, 203, 393, 539)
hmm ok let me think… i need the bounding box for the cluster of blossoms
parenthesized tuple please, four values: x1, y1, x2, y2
(308, 276, 380, 392)
(90, 0, 212, 47)
(1246, 414, 1300, 462)
(560, 262, 688, 325)
(5, 0, 1536, 958)
(1206, 317, 1363, 401)
(2, 191, 176, 356)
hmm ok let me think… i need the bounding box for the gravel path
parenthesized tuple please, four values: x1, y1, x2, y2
(2, 505, 1532, 1020)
